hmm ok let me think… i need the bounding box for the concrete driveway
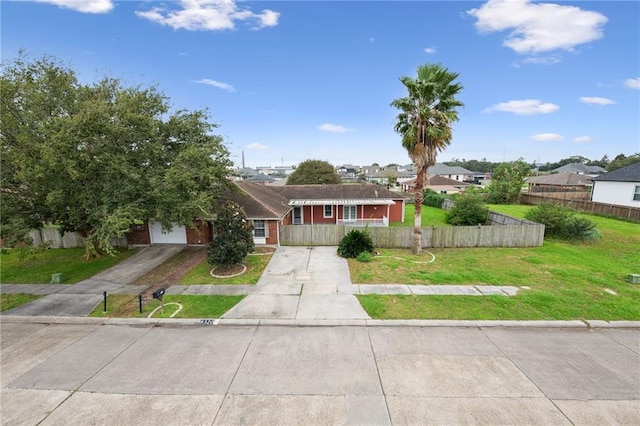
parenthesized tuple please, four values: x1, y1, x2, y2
(223, 246, 370, 320)
(2, 245, 185, 317)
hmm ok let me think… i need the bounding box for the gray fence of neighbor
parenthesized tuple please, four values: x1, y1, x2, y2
(520, 193, 640, 222)
(280, 202, 545, 248)
(28, 228, 127, 249)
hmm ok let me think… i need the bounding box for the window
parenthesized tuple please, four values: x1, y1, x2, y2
(253, 220, 267, 238)
(343, 205, 357, 221)
(634, 186, 640, 201)
(324, 205, 333, 218)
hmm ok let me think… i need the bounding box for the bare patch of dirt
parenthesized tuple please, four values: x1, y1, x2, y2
(134, 246, 206, 296)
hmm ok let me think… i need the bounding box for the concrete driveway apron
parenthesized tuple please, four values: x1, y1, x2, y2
(223, 246, 370, 320)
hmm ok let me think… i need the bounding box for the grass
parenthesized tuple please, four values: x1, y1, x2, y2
(0, 293, 42, 312)
(181, 252, 273, 284)
(390, 203, 449, 227)
(88, 294, 244, 318)
(0, 248, 138, 284)
(353, 205, 640, 320)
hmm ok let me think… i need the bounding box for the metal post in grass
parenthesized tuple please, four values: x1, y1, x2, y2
(103, 291, 107, 313)
(139, 294, 143, 314)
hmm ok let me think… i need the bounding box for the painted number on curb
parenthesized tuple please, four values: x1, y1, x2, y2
(200, 319, 218, 325)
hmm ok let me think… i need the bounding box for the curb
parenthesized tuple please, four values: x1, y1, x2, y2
(1, 315, 639, 329)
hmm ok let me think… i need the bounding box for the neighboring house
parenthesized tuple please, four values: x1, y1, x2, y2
(427, 164, 474, 182)
(336, 164, 360, 181)
(553, 163, 606, 176)
(246, 173, 276, 185)
(591, 161, 640, 208)
(366, 170, 416, 185)
(526, 173, 593, 193)
(401, 175, 470, 194)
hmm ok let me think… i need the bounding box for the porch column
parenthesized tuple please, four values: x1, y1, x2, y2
(387, 204, 390, 222)
(311, 205, 314, 225)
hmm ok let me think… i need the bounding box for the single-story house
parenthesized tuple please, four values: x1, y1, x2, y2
(427, 164, 474, 182)
(526, 173, 593, 193)
(401, 175, 470, 194)
(552, 163, 606, 176)
(126, 182, 407, 246)
(590, 161, 640, 208)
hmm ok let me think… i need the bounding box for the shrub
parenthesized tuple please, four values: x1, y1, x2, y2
(445, 194, 489, 226)
(337, 229, 374, 258)
(208, 201, 255, 267)
(422, 189, 445, 208)
(525, 202, 598, 241)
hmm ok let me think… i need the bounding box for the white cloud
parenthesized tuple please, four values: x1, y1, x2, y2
(530, 132, 564, 141)
(424, 47, 437, 54)
(245, 143, 269, 151)
(193, 79, 235, 92)
(34, 0, 113, 13)
(317, 123, 355, 133)
(483, 99, 559, 115)
(467, 0, 607, 54)
(624, 77, 640, 89)
(580, 96, 615, 105)
(135, 0, 280, 31)
(573, 136, 592, 143)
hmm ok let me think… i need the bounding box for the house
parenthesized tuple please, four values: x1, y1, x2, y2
(526, 173, 593, 193)
(336, 164, 360, 182)
(552, 163, 606, 176)
(591, 162, 640, 208)
(427, 164, 474, 182)
(127, 182, 408, 246)
(401, 175, 470, 194)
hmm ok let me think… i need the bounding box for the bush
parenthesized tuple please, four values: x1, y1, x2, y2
(422, 189, 445, 208)
(445, 194, 489, 226)
(525, 202, 598, 241)
(208, 201, 255, 267)
(337, 229, 374, 259)
(356, 251, 374, 263)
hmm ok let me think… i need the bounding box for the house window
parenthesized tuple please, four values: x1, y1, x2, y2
(293, 206, 303, 224)
(343, 205, 357, 221)
(253, 220, 267, 238)
(634, 186, 640, 201)
(324, 205, 333, 218)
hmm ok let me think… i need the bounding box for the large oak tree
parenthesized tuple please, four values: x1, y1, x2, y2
(1, 54, 232, 258)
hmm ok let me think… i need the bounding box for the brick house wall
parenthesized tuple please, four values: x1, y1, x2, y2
(126, 224, 150, 246)
(186, 220, 212, 245)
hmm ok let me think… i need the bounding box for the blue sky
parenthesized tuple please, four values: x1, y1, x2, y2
(2, 0, 639, 168)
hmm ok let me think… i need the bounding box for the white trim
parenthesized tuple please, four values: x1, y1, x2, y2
(323, 205, 333, 218)
(289, 199, 395, 206)
(293, 206, 304, 224)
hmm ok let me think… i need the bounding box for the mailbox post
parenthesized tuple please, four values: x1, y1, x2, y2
(152, 288, 166, 312)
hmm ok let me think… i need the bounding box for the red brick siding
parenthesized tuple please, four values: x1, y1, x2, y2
(126, 224, 150, 246)
(186, 220, 212, 245)
(265, 220, 279, 245)
(389, 199, 404, 222)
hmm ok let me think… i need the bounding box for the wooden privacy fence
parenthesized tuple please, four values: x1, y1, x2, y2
(521, 193, 640, 222)
(28, 228, 127, 249)
(280, 222, 544, 248)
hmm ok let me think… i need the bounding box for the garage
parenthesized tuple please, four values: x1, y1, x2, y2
(149, 222, 187, 244)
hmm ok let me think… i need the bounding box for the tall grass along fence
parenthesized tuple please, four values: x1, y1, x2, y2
(27, 228, 127, 249)
(521, 193, 640, 222)
(280, 205, 544, 248)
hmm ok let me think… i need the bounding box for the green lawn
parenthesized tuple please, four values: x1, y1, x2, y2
(89, 294, 243, 318)
(390, 203, 449, 227)
(0, 293, 42, 312)
(355, 206, 640, 320)
(0, 248, 138, 284)
(181, 253, 272, 284)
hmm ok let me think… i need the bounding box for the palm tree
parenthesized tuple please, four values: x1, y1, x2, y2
(391, 63, 463, 255)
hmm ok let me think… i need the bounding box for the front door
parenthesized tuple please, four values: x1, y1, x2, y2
(293, 206, 303, 224)
(343, 205, 357, 222)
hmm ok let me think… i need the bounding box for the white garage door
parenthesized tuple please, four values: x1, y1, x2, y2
(149, 222, 187, 244)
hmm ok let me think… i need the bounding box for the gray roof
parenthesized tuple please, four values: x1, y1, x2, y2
(553, 163, 606, 174)
(526, 173, 593, 186)
(427, 163, 473, 175)
(591, 161, 640, 183)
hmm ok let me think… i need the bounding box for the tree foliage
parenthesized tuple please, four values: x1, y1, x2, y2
(286, 159, 341, 185)
(422, 188, 445, 208)
(486, 159, 531, 204)
(337, 229, 374, 259)
(207, 201, 254, 267)
(606, 153, 640, 172)
(525, 203, 598, 241)
(0, 54, 232, 258)
(391, 63, 463, 254)
(445, 194, 489, 226)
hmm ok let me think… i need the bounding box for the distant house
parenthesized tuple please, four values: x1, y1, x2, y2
(591, 162, 640, 208)
(553, 163, 606, 176)
(526, 173, 593, 193)
(427, 164, 474, 182)
(336, 164, 360, 181)
(246, 173, 275, 185)
(401, 175, 470, 194)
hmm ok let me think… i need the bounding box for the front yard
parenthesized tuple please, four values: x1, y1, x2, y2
(356, 205, 640, 320)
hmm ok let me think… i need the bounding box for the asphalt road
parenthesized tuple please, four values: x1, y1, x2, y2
(1, 320, 638, 425)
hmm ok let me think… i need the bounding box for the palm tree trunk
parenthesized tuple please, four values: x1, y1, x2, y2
(412, 168, 424, 255)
